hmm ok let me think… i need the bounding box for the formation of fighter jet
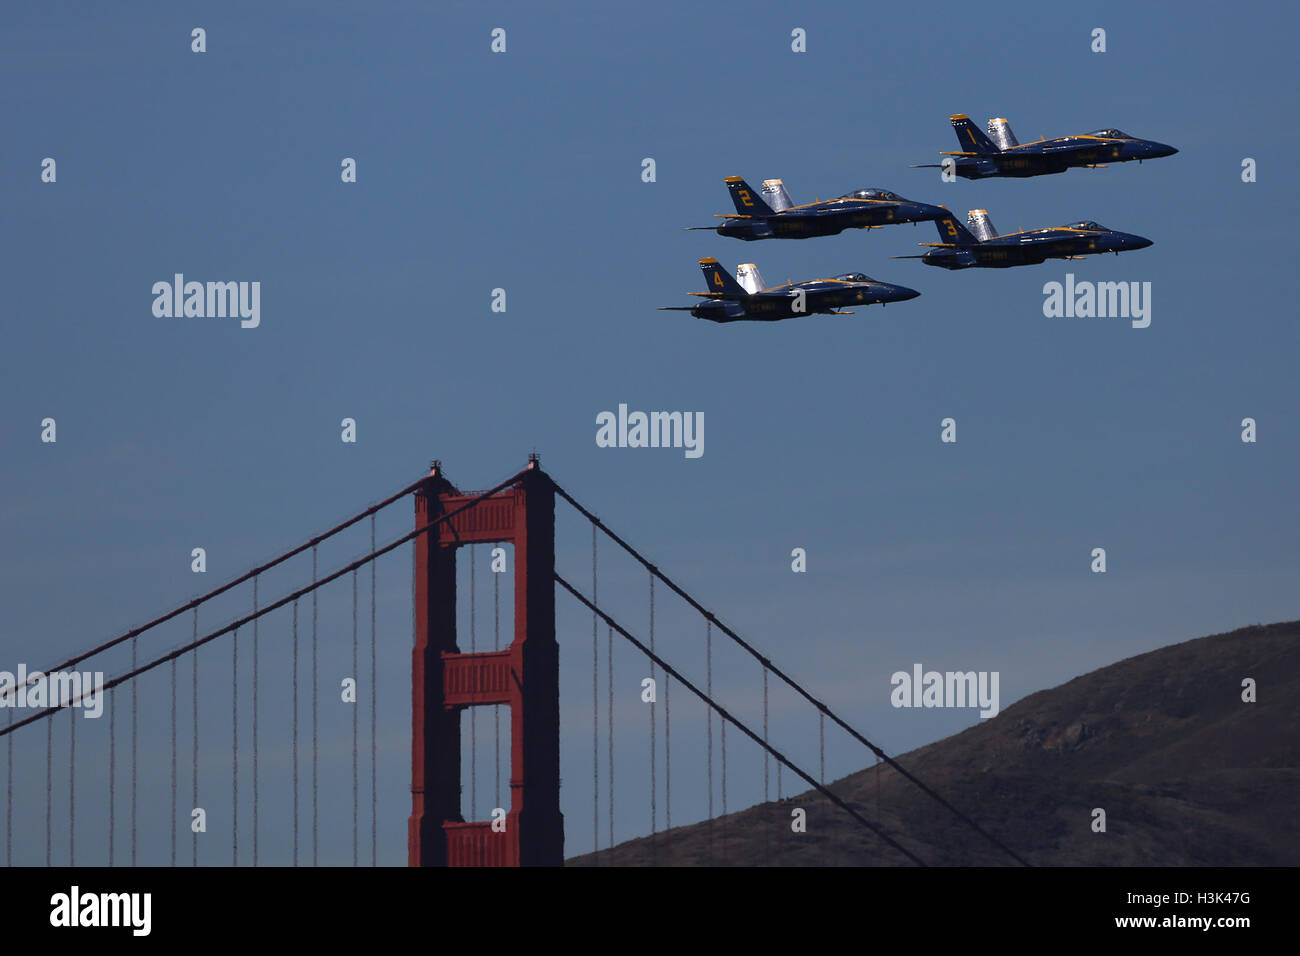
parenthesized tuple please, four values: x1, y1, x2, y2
(668, 111, 1173, 317)
(686, 176, 947, 240)
(913, 114, 1178, 179)
(660, 258, 919, 322)
(895, 209, 1153, 269)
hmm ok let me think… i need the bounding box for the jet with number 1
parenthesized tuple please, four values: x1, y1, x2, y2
(685, 176, 947, 240)
(660, 258, 920, 322)
(913, 114, 1178, 179)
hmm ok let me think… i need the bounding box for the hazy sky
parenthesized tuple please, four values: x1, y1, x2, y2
(2, 0, 1296, 864)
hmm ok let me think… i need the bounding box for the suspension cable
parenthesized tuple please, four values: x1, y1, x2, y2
(607, 623, 613, 853)
(551, 483, 1026, 866)
(45, 717, 51, 866)
(311, 546, 318, 867)
(170, 657, 177, 867)
(252, 576, 259, 867)
(0, 473, 532, 742)
(15, 477, 431, 693)
(352, 568, 359, 867)
(592, 527, 598, 860)
(109, 689, 115, 865)
(706, 620, 713, 864)
(131, 634, 137, 866)
(292, 599, 299, 867)
(370, 515, 377, 867)
(68, 708, 74, 865)
(555, 573, 927, 866)
(192, 609, 199, 867)
(232, 626, 239, 866)
(648, 573, 656, 858)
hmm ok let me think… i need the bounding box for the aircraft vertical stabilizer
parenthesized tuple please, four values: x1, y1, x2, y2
(967, 209, 998, 242)
(735, 263, 767, 294)
(761, 179, 794, 212)
(986, 118, 1019, 150)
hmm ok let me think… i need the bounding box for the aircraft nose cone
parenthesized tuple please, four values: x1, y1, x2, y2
(1129, 235, 1154, 250)
(1152, 142, 1178, 158)
(889, 284, 921, 301)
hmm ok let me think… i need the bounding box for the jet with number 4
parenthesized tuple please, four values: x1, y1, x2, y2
(912, 114, 1178, 179)
(660, 258, 919, 322)
(895, 209, 1153, 269)
(685, 176, 948, 240)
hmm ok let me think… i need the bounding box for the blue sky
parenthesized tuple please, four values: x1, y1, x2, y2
(2, 0, 1296, 863)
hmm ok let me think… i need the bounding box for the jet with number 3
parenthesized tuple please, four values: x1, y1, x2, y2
(895, 209, 1153, 269)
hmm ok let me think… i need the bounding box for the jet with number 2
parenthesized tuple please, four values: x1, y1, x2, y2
(912, 114, 1178, 179)
(685, 176, 947, 240)
(895, 209, 1153, 269)
(660, 258, 919, 322)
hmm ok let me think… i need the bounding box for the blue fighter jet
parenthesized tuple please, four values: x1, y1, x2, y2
(686, 176, 948, 240)
(895, 209, 1153, 269)
(661, 258, 920, 322)
(913, 115, 1178, 179)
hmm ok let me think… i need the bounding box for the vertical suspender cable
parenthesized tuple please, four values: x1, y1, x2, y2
(170, 658, 177, 867)
(109, 690, 115, 865)
(232, 627, 238, 866)
(311, 545, 318, 867)
(352, 568, 358, 867)
(5, 711, 11, 866)
(68, 708, 75, 865)
(45, 717, 51, 866)
(592, 527, 598, 860)
(192, 609, 199, 867)
(370, 518, 377, 867)
(820, 712, 826, 868)
(292, 599, 299, 867)
(706, 620, 713, 863)
(252, 576, 259, 867)
(131, 634, 137, 866)
(720, 719, 727, 863)
(763, 665, 769, 864)
(607, 623, 613, 852)
(648, 573, 656, 857)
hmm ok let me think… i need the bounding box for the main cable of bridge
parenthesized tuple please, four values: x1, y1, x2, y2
(555, 572, 927, 866)
(0, 469, 533, 740)
(4, 475, 433, 698)
(551, 480, 1030, 868)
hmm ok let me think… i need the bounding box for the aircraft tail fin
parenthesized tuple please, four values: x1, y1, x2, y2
(934, 211, 979, 245)
(986, 118, 1019, 150)
(725, 177, 775, 216)
(735, 263, 767, 294)
(760, 179, 794, 212)
(966, 209, 998, 241)
(698, 258, 749, 298)
(950, 114, 999, 154)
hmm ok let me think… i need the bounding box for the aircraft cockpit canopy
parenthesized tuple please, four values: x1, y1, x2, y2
(832, 272, 873, 282)
(1088, 129, 1132, 139)
(1066, 220, 1107, 231)
(840, 188, 901, 201)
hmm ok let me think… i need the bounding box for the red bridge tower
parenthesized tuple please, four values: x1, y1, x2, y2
(408, 457, 563, 866)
